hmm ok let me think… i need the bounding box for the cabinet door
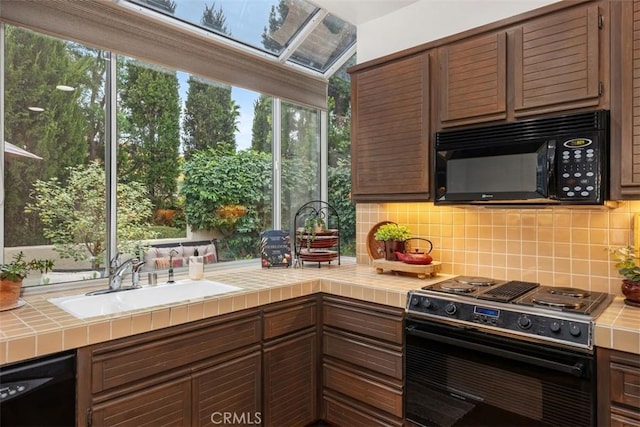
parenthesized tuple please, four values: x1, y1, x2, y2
(611, 0, 640, 199)
(350, 53, 430, 202)
(264, 330, 318, 426)
(192, 349, 262, 427)
(90, 376, 191, 427)
(513, 4, 603, 116)
(438, 32, 507, 127)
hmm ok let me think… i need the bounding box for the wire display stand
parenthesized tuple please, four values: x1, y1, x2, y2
(293, 200, 340, 268)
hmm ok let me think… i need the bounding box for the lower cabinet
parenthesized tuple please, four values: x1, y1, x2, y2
(597, 347, 640, 427)
(77, 294, 407, 427)
(77, 309, 262, 427)
(321, 295, 405, 426)
(263, 296, 318, 427)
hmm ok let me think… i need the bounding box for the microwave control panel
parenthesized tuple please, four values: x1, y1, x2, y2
(557, 138, 599, 201)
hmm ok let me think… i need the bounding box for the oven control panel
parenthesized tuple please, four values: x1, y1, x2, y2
(408, 292, 592, 349)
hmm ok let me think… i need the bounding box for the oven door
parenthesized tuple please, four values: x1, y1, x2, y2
(405, 318, 596, 427)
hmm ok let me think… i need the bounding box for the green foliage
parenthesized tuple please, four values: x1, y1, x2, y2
(182, 149, 272, 258)
(25, 161, 156, 269)
(202, 2, 229, 34)
(328, 158, 355, 245)
(4, 26, 104, 246)
(1, 252, 55, 282)
(251, 95, 272, 153)
(118, 59, 181, 209)
(610, 246, 640, 282)
(374, 223, 412, 242)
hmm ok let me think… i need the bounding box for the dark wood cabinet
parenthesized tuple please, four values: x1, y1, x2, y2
(263, 297, 318, 427)
(77, 310, 262, 427)
(438, 31, 507, 127)
(597, 347, 640, 427)
(512, 3, 605, 116)
(350, 52, 430, 202)
(436, 1, 607, 128)
(611, 0, 640, 199)
(321, 295, 404, 426)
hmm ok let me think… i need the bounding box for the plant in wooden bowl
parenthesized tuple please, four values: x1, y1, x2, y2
(610, 245, 640, 307)
(374, 223, 411, 261)
(1, 252, 55, 310)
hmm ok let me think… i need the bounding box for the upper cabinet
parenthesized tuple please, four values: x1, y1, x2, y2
(350, 52, 430, 202)
(436, 1, 608, 129)
(513, 4, 604, 116)
(438, 32, 507, 127)
(610, 0, 640, 199)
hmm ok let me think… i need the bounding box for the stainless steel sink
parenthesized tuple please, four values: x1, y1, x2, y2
(48, 279, 242, 319)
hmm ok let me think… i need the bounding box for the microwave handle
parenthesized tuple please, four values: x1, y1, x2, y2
(546, 139, 557, 196)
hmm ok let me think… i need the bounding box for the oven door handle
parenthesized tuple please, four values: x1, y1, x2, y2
(406, 326, 585, 377)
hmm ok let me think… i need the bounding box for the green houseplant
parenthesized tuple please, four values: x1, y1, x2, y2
(610, 245, 640, 307)
(1, 252, 55, 310)
(302, 216, 326, 250)
(374, 223, 412, 261)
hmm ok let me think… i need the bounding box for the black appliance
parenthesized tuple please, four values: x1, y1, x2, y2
(0, 350, 76, 426)
(434, 110, 609, 205)
(405, 276, 613, 427)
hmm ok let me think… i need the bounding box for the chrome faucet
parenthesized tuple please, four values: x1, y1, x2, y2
(86, 254, 144, 296)
(110, 257, 143, 291)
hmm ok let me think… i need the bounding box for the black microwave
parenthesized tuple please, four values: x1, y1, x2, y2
(434, 110, 609, 205)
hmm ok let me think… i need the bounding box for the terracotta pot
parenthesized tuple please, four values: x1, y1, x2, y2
(0, 278, 23, 310)
(384, 240, 405, 261)
(621, 279, 640, 307)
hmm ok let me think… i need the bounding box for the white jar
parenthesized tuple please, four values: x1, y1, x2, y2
(188, 255, 204, 280)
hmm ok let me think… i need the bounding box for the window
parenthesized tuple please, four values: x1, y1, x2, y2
(2, 21, 338, 287)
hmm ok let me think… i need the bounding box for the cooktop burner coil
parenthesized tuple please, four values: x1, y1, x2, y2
(548, 287, 591, 298)
(454, 276, 497, 286)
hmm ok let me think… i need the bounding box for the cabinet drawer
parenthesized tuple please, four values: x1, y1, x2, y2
(611, 361, 640, 409)
(323, 330, 402, 379)
(264, 298, 317, 340)
(323, 362, 402, 418)
(90, 314, 261, 394)
(323, 390, 403, 427)
(91, 376, 191, 426)
(323, 297, 403, 344)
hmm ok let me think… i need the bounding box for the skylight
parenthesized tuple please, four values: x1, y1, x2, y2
(127, 0, 356, 77)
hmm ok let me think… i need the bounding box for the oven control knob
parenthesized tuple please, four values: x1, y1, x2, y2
(569, 324, 581, 337)
(549, 321, 561, 333)
(420, 298, 432, 309)
(517, 315, 532, 330)
(410, 297, 420, 307)
(445, 303, 457, 315)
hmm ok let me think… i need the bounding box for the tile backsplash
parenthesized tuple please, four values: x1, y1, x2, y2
(356, 201, 640, 295)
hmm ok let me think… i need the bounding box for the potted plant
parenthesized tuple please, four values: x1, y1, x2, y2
(1, 252, 55, 310)
(374, 223, 412, 261)
(302, 216, 326, 250)
(610, 245, 640, 307)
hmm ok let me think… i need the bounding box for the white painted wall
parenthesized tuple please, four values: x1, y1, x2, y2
(356, 0, 560, 63)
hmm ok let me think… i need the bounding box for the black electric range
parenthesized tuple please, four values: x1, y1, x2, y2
(407, 275, 613, 350)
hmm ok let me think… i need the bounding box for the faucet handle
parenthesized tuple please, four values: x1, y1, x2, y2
(109, 253, 122, 275)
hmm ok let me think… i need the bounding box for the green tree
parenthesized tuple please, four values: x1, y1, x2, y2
(202, 1, 229, 34)
(141, 0, 176, 13)
(25, 161, 155, 269)
(4, 26, 104, 246)
(251, 95, 272, 153)
(182, 77, 239, 158)
(119, 60, 181, 209)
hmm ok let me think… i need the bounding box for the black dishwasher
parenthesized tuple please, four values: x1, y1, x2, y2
(1, 350, 76, 427)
